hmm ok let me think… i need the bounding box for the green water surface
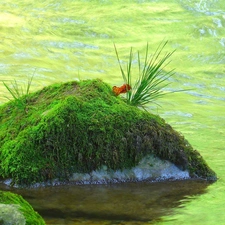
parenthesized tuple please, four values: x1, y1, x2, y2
(0, 0, 225, 224)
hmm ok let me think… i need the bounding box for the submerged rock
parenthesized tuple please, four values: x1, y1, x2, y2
(0, 79, 216, 186)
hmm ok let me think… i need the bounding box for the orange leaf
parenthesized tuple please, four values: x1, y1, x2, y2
(113, 84, 131, 96)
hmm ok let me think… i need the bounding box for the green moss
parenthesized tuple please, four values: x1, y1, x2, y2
(0, 79, 216, 185)
(0, 191, 45, 224)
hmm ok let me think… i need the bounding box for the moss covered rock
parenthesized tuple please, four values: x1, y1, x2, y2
(0, 79, 216, 185)
(0, 191, 45, 224)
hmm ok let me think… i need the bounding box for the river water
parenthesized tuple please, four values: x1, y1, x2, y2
(0, 0, 225, 224)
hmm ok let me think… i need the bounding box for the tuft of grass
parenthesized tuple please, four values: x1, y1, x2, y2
(2, 72, 35, 109)
(114, 41, 176, 109)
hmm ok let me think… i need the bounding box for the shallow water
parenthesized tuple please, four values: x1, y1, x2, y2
(0, 0, 225, 224)
(0, 180, 211, 225)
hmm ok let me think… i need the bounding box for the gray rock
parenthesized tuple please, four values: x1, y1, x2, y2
(0, 204, 25, 225)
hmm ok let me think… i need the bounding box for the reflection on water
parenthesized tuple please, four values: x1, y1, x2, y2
(0, 180, 211, 225)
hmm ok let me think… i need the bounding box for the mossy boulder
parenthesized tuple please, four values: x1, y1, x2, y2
(0, 79, 216, 185)
(0, 191, 45, 224)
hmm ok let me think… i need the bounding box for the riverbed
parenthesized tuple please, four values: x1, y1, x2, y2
(0, 0, 225, 224)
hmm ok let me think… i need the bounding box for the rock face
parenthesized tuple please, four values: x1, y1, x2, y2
(0, 79, 216, 186)
(69, 154, 190, 185)
(0, 204, 25, 225)
(0, 191, 45, 224)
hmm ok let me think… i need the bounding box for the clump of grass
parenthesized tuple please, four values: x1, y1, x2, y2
(2, 72, 34, 109)
(114, 41, 176, 109)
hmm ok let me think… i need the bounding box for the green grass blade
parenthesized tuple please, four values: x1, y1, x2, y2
(114, 41, 182, 110)
(2, 73, 35, 108)
(114, 43, 127, 84)
(26, 70, 35, 95)
(3, 81, 19, 101)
